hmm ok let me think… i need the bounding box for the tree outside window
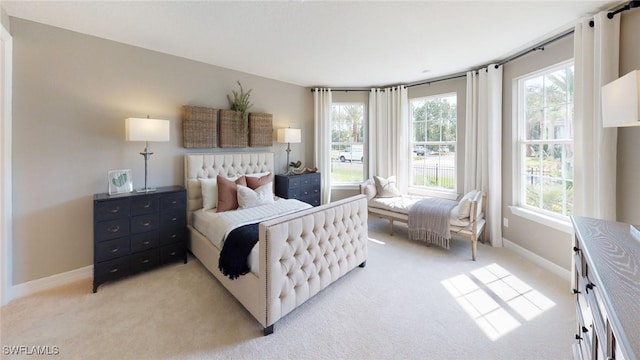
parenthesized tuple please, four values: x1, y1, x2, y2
(331, 103, 365, 184)
(410, 94, 457, 191)
(518, 62, 574, 217)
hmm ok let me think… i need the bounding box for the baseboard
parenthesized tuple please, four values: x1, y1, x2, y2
(502, 238, 571, 283)
(11, 265, 93, 301)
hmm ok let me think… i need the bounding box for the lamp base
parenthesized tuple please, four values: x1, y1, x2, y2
(136, 187, 157, 193)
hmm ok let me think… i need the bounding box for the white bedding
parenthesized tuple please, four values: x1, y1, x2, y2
(192, 198, 312, 274)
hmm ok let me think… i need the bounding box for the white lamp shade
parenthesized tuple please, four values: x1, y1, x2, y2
(602, 70, 640, 128)
(277, 128, 301, 143)
(125, 118, 170, 141)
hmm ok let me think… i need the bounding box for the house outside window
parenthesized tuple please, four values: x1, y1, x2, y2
(409, 93, 457, 191)
(331, 103, 365, 184)
(516, 61, 574, 218)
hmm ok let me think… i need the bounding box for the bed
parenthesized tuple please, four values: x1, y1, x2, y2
(360, 177, 486, 260)
(185, 153, 368, 335)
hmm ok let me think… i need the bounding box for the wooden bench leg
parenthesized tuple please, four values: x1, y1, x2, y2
(471, 238, 477, 261)
(389, 219, 394, 236)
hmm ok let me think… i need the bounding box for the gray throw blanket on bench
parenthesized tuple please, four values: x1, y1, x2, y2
(408, 198, 458, 249)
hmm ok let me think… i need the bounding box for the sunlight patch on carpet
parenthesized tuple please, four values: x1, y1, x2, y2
(441, 263, 555, 341)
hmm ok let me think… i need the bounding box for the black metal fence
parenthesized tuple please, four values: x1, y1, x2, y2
(412, 164, 455, 189)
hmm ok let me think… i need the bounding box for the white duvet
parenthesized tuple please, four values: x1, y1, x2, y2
(192, 198, 312, 274)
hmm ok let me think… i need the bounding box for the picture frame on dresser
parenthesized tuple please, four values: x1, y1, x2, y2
(107, 169, 133, 195)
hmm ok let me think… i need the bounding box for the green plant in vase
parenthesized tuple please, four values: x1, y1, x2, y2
(226, 81, 253, 134)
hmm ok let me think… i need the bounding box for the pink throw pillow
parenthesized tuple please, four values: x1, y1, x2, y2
(216, 175, 247, 212)
(246, 172, 273, 190)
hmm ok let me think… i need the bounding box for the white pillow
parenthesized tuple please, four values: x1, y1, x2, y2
(457, 190, 478, 219)
(373, 176, 401, 198)
(237, 184, 275, 209)
(199, 178, 218, 210)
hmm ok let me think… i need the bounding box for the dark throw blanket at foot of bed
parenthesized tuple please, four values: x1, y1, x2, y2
(219, 223, 259, 280)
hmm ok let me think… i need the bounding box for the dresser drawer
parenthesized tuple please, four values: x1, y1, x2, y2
(160, 209, 186, 230)
(300, 173, 320, 187)
(131, 231, 158, 253)
(160, 242, 186, 264)
(94, 198, 130, 222)
(130, 249, 159, 273)
(131, 214, 159, 234)
(159, 228, 187, 246)
(95, 236, 130, 262)
(161, 191, 186, 211)
(95, 256, 130, 282)
(95, 218, 130, 242)
(131, 195, 159, 216)
(299, 195, 321, 207)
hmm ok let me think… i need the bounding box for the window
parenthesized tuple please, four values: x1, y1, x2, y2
(410, 94, 457, 191)
(516, 61, 574, 218)
(331, 103, 365, 184)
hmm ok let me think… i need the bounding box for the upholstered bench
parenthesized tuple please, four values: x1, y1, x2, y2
(360, 177, 486, 260)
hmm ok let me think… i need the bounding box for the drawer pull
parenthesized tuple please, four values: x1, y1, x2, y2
(142, 221, 151, 227)
(171, 217, 177, 221)
(107, 225, 120, 233)
(171, 200, 177, 204)
(170, 251, 176, 256)
(585, 283, 595, 294)
(143, 202, 151, 208)
(108, 207, 120, 214)
(141, 259, 150, 264)
(109, 268, 119, 273)
(110, 248, 119, 253)
(171, 234, 177, 238)
(143, 241, 150, 245)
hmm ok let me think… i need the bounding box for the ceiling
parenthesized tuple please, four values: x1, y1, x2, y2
(2, 1, 621, 88)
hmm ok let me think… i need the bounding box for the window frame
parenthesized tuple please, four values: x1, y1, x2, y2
(408, 92, 458, 196)
(512, 59, 574, 227)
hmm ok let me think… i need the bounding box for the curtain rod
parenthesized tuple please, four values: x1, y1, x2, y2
(312, 2, 630, 92)
(608, 1, 639, 18)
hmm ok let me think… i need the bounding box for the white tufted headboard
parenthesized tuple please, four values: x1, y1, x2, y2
(184, 153, 274, 223)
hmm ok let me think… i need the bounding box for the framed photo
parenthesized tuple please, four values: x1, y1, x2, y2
(108, 169, 133, 195)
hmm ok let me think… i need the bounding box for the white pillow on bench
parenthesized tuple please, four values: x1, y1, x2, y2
(457, 190, 478, 219)
(373, 176, 401, 198)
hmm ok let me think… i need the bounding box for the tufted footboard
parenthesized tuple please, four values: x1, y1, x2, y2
(259, 195, 368, 334)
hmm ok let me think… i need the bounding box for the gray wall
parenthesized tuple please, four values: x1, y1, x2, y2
(616, 9, 640, 224)
(1, 7, 9, 31)
(10, 18, 312, 284)
(502, 10, 640, 271)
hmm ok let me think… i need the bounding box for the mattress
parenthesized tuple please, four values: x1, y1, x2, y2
(368, 196, 471, 227)
(192, 198, 312, 274)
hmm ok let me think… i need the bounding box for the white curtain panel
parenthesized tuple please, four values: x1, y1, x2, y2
(573, 12, 619, 220)
(464, 65, 503, 247)
(313, 88, 332, 204)
(368, 86, 409, 193)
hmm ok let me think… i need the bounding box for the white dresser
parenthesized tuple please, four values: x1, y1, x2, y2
(571, 216, 640, 360)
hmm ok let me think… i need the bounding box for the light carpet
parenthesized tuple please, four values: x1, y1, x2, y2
(1, 219, 575, 359)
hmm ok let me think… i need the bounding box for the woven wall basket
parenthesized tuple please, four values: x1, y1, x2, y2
(182, 105, 218, 148)
(248, 113, 273, 147)
(219, 109, 249, 148)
